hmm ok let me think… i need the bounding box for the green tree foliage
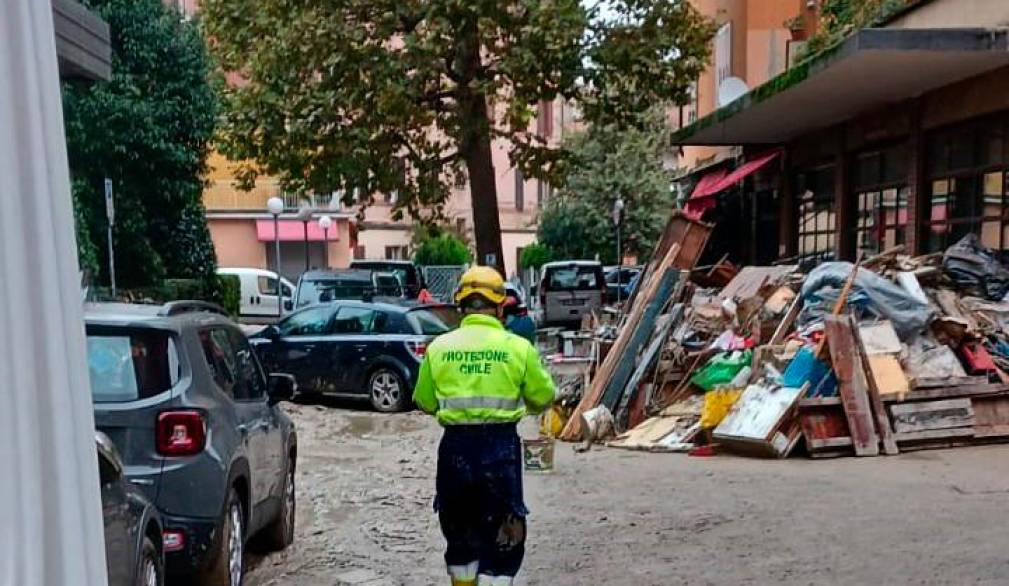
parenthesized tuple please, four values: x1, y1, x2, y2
(413, 234, 473, 267)
(537, 110, 674, 264)
(63, 0, 219, 288)
(201, 0, 713, 273)
(520, 243, 553, 270)
(802, 0, 911, 56)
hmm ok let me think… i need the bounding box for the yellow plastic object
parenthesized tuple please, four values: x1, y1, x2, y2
(539, 405, 567, 438)
(699, 388, 743, 429)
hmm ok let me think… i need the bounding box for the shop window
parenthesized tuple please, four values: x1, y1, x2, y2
(795, 165, 836, 262)
(853, 146, 908, 256)
(925, 115, 1009, 252)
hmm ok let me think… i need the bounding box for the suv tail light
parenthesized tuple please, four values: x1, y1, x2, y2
(156, 411, 206, 456)
(163, 530, 186, 552)
(405, 340, 427, 361)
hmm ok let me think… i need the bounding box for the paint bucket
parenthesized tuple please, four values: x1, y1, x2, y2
(522, 437, 555, 473)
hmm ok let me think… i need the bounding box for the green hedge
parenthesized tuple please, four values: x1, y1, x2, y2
(93, 275, 241, 317)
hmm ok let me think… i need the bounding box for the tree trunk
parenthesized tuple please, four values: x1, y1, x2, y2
(458, 21, 506, 277)
(463, 119, 505, 276)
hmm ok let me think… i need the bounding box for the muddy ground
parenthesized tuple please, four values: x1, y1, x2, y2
(247, 402, 1009, 585)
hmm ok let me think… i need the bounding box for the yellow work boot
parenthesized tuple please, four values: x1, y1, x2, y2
(451, 580, 476, 586)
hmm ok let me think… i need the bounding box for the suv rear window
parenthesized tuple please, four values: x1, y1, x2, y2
(297, 279, 371, 306)
(86, 328, 180, 402)
(546, 265, 601, 290)
(407, 307, 461, 335)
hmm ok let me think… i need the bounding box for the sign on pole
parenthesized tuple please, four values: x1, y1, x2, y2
(104, 178, 114, 223)
(104, 178, 116, 297)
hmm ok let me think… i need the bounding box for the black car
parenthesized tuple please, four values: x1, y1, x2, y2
(349, 260, 426, 298)
(252, 301, 460, 411)
(98, 431, 164, 586)
(86, 301, 298, 586)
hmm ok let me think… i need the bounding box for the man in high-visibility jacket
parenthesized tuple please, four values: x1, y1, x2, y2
(413, 266, 555, 586)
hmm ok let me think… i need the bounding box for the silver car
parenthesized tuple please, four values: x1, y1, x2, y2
(538, 260, 607, 327)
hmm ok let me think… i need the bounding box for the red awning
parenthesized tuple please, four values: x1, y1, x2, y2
(256, 219, 338, 242)
(689, 169, 729, 200)
(711, 150, 780, 193)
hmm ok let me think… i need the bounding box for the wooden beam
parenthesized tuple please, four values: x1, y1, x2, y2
(853, 317, 899, 455)
(890, 398, 974, 433)
(825, 315, 880, 456)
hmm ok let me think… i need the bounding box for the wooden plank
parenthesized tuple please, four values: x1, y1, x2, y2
(883, 383, 1009, 403)
(560, 243, 684, 441)
(894, 427, 975, 443)
(969, 396, 1009, 438)
(825, 315, 880, 456)
(718, 266, 797, 301)
(799, 397, 842, 407)
(613, 307, 681, 430)
(852, 321, 899, 455)
(912, 375, 989, 389)
(891, 399, 974, 433)
(769, 293, 802, 345)
(808, 436, 854, 449)
(867, 354, 910, 400)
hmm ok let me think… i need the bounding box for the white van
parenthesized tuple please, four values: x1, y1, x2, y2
(217, 267, 295, 319)
(538, 260, 606, 327)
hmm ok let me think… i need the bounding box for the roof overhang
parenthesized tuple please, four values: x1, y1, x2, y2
(673, 28, 1009, 146)
(53, 0, 111, 81)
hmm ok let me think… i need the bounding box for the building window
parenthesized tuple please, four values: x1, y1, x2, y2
(456, 218, 467, 234)
(795, 164, 836, 262)
(714, 23, 732, 86)
(354, 245, 366, 260)
(854, 146, 909, 256)
(537, 101, 553, 139)
(537, 180, 551, 207)
(925, 116, 1009, 251)
(515, 169, 525, 211)
(385, 245, 409, 260)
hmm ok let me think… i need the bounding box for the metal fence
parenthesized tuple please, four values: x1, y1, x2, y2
(422, 265, 467, 302)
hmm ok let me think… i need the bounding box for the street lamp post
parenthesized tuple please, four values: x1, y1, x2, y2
(296, 200, 313, 272)
(267, 196, 284, 318)
(318, 215, 332, 268)
(613, 197, 625, 305)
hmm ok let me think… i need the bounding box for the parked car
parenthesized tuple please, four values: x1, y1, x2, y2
(349, 259, 426, 298)
(604, 265, 642, 302)
(97, 431, 164, 586)
(218, 267, 295, 319)
(86, 301, 298, 586)
(538, 260, 607, 327)
(294, 269, 381, 308)
(252, 301, 460, 412)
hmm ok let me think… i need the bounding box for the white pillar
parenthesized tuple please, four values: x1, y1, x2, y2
(0, 2, 108, 585)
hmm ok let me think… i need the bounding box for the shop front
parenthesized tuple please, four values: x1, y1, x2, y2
(673, 27, 1009, 265)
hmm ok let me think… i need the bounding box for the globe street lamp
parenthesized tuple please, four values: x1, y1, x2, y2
(612, 197, 625, 305)
(318, 215, 332, 267)
(267, 196, 284, 318)
(296, 199, 314, 272)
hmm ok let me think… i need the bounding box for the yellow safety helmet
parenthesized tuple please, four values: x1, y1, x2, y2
(455, 266, 506, 305)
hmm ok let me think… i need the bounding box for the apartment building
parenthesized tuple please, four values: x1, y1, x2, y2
(675, 0, 1009, 265)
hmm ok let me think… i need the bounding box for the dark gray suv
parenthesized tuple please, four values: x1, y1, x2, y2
(86, 301, 297, 586)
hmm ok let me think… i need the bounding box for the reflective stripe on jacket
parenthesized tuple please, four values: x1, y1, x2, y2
(412, 313, 555, 425)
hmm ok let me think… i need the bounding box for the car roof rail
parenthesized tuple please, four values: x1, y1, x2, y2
(158, 300, 228, 318)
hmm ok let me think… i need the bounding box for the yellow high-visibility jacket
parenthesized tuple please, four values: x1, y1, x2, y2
(413, 313, 555, 426)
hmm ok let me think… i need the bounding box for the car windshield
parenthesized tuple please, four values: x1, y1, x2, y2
(353, 263, 417, 285)
(407, 307, 461, 335)
(547, 265, 601, 290)
(297, 279, 371, 306)
(86, 328, 180, 402)
(375, 275, 403, 296)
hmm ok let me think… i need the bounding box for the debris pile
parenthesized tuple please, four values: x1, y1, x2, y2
(543, 221, 1009, 459)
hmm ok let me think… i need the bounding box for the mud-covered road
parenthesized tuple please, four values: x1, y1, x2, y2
(247, 402, 1009, 585)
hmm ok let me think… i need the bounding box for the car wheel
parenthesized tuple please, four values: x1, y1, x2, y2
(368, 368, 409, 412)
(261, 458, 296, 551)
(198, 488, 244, 586)
(135, 535, 163, 586)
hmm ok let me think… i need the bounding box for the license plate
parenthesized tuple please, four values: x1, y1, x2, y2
(561, 298, 586, 306)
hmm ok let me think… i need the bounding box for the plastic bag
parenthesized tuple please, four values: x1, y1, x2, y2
(943, 233, 1009, 301)
(798, 262, 933, 340)
(699, 388, 743, 429)
(690, 350, 752, 392)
